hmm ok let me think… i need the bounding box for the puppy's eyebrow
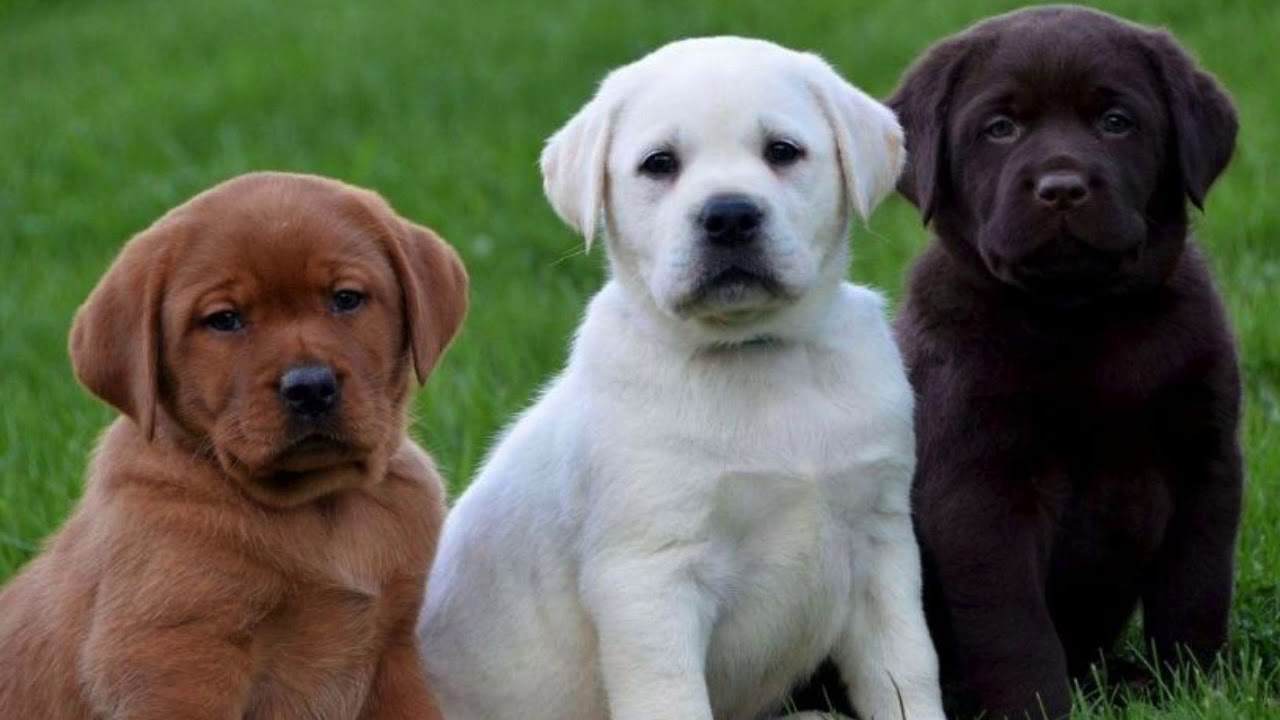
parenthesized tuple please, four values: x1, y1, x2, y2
(635, 129, 681, 155)
(1092, 84, 1147, 105)
(756, 114, 806, 143)
(187, 277, 241, 302)
(963, 89, 1018, 113)
(184, 279, 245, 319)
(318, 257, 378, 287)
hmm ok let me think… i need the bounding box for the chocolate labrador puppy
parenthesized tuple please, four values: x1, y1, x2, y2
(791, 6, 1242, 719)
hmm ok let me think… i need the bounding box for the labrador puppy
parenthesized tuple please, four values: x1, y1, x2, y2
(417, 37, 944, 720)
(0, 172, 467, 719)
(794, 7, 1242, 719)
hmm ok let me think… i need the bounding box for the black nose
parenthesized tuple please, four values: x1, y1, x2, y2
(1035, 172, 1089, 210)
(279, 365, 339, 418)
(699, 194, 764, 246)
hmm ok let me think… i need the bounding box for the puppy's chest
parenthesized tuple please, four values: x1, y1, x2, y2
(252, 492, 430, 714)
(1039, 449, 1176, 560)
(614, 368, 889, 544)
(696, 454, 864, 716)
(644, 368, 881, 481)
(958, 340, 1192, 548)
(617, 381, 880, 655)
(289, 487, 430, 595)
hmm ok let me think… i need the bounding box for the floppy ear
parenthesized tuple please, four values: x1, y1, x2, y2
(385, 219, 469, 384)
(886, 37, 975, 225)
(805, 55, 905, 220)
(1142, 31, 1238, 209)
(539, 73, 625, 250)
(69, 220, 176, 440)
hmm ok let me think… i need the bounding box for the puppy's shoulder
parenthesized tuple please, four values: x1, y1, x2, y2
(74, 431, 288, 616)
(382, 434, 449, 517)
(821, 282, 913, 417)
(84, 419, 240, 517)
(829, 283, 906, 370)
(81, 423, 293, 582)
(834, 282, 889, 325)
(387, 437, 447, 495)
(1168, 243, 1236, 343)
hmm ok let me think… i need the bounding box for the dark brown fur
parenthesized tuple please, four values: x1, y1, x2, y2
(0, 172, 468, 719)
(793, 7, 1242, 718)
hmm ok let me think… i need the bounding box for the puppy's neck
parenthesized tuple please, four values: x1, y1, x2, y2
(707, 334, 785, 351)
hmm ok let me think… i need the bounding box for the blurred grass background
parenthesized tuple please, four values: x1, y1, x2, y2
(1, 0, 1276, 716)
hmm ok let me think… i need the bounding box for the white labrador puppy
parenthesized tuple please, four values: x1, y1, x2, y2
(418, 36, 943, 720)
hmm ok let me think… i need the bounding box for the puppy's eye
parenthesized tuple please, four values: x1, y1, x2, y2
(331, 289, 365, 314)
(638, 151, 679, 177)
(203, 310, 244, 333)
(982, 116, 1020, 143)
(1099, 109, 1135, 135)
(764, 140, 804, 167)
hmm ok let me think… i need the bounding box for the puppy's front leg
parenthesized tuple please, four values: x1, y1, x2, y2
(82, 603, 261, 719)
(79, 544, 284, 720)
(921, 479, 1071, 719)
(582, 553, 717, 720)
(837, 512, 944, 720)
(1143, 385, 1243, 671)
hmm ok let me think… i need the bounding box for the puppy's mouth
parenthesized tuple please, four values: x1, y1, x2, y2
(271, 433, 356, 473)
(244, 431, 369, 498)
(997, 246, 1139, 306)
(262, 461, 366, 495)
(675, 262, 790, 321)
(982, 219, 1144, 302)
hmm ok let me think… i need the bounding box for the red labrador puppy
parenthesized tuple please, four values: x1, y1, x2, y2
(0, 172, 467, 719)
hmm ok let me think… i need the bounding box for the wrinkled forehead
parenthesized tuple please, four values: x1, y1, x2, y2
(611, 55, 830, 155)
(957, 22, 1163, 119)
(167, 196, 393, 297)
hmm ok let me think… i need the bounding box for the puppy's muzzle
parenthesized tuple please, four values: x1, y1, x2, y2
(280, 364, 340, 419)
(699, 193, 764, 247)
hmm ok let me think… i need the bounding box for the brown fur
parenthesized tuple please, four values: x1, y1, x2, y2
(791, 8, 1242, 718)
(0, 172, 468, 719)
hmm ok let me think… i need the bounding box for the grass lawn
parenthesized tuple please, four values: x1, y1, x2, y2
(1, 0, 1276, 716)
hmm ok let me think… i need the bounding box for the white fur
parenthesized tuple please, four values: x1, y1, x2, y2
(419, 37, 943, 720)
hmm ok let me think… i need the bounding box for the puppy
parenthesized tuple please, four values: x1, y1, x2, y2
(417, 37, 943, 720)
(0, 172, 467, 719)
(798, 7, 1243, 719)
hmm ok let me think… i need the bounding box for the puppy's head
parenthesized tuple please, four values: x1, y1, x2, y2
(70, 172, 467, 507)
(542, 36, 903, 342)
(890, 6, 1236, 304)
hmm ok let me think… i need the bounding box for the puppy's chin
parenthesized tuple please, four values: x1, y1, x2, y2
(215, 435, 388, 508)
(247, 462, 376, 508)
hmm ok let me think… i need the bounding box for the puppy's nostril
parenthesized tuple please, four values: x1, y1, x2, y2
(736, 211, 761, 233)
(700, 193, 764, 246)
(279, 364, 340, 418)
(284, 383, 335, 405)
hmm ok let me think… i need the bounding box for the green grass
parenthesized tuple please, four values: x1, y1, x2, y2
(1, 0, 1276, 716)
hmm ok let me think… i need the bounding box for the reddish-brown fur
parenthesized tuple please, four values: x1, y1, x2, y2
(0, 172, 468, 719)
